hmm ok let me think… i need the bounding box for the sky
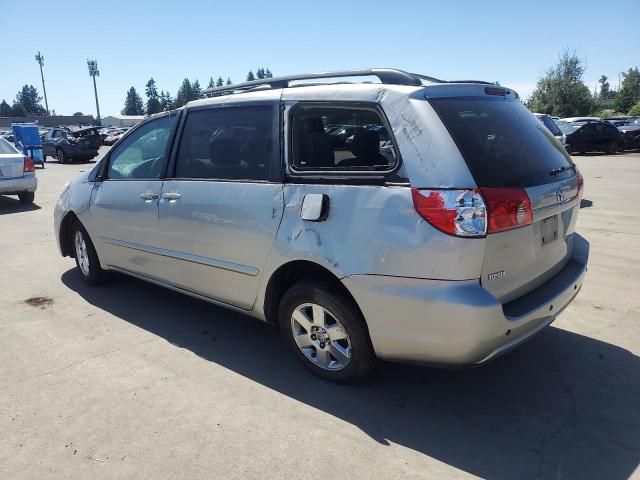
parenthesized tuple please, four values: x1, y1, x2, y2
(1, 0, 638, 117)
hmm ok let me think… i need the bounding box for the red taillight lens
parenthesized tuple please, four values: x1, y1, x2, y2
(23, 156, 35, 173)
(411, 188, 487, 237)
(480, 187, 533, 234)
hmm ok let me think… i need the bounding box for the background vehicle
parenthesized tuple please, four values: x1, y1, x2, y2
(0, 138, 37, 203)
(559, 120, 621, 154)
(55, 69, 588, 383)
(103, 128, 128, 146)
(533, 113, 566, 147)
(42, 126, 100, 163)
(617, 117, 640, 150)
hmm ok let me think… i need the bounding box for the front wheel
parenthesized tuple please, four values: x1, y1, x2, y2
(56, 149, 67, 163)
(279, 280, 376, 383)
(72, 222, 110, 286)
(18, 191, 34, 203)
(606, 141, 618, 155)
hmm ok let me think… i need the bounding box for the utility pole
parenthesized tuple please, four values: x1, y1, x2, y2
(87, 59, 101, 125)
(35, 51, 49, 115)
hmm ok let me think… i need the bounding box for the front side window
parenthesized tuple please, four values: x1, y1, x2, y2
(174, 106, 275, 181)
(290, 104, 398, 172)
(107, 115, 176, 179)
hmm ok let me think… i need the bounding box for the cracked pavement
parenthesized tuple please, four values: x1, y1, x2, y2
(0, 149, 639, 479)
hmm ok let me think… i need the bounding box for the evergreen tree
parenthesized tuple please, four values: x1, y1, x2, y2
(598, 75, 611, 99)
(121, 87, 144, 115)
(614, 67, 640, 114)
(191, 80, 203, 100)
(145, 78, 162, 115)
(526, 49, 593, 117)
(265, 68, 273, 78)
(175, 78, 193, 107)
(226, 77, 232, 85)
(256, 67, 265, 79)
(14, 84, 46, 116)
(246, 71, 255, 81)
(11, 102, 27, 117)
(160, 90, 174, 111)
(207, 76, 215, 89)
(0, 99, 11, 116)
(216, 77, 224, 87)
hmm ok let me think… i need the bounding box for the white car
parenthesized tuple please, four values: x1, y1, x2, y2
(0, 138, 37, 203)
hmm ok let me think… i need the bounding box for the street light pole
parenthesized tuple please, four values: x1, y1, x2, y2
(35, 51, 49, 115)
(87, 59, 101, 125)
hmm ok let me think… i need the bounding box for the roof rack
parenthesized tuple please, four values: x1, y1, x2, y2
(203, 68, 443, 97)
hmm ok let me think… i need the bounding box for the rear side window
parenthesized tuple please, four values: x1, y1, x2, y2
(540, 116, 561, 136)
(0, 138, 18, 154)
(290, 104, 397, 172)
(430, 98, 574, 187)
(174, 106, 276, 181)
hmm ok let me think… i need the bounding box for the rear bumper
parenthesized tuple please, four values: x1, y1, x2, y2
(343, 233, 589, 365)
(0, 174, 37, 194)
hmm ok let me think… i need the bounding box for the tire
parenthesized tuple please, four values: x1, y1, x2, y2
(606, 141, 618, 155)
(279, 280, 376, 383)
(71, 221, 110, 286)
(564, 144, 573, 155)
(56, 148, 67, 163)
(18, 191, 34, 203)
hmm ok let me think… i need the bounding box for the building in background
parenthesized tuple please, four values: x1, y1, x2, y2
(100, 115, 145, 127)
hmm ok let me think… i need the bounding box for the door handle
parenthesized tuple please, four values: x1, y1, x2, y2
(162, 191, 182, 200)
(139, 191, 159, 200)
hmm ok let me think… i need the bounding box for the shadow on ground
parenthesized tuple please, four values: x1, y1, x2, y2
(62, 269, 639, 479)
(0, 195, 41, 215)
(580, 198, 594, 208)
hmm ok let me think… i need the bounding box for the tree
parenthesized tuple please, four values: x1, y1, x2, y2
(175, 78, 193, 107)
(216, 76, 224, 87)
(11, 102, 26, 117)
(526, 49, 593, 117)
(614, 67, 640, 114)
(246, 71, 255, 81)
(73, 112, 84, 116)
(256, 67, 265, 79)
(121, 87, 144, 115)
(145, 78, 162, 115)
(265, 68, 273, 78)
(226, 77, 232, 85)
(0, 100, 11, 116)
(160, 90, 174, 111)
(192, 80, 203, 100)
(207, 76, 215, 89)
(599, 75, 610, 98)
(628, 101, 640, 116)
(14, 84, 46, 116)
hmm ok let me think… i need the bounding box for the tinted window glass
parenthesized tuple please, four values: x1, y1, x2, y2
(430, 98, 573, 187)
(175, 106, 275, 181)
(539, 116, 562, 136)
(107, 115, 176, 179)
(291, 105, 397, 171)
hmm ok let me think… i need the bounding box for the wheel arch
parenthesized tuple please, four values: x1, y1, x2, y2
(262, 259, 365, 328)
(59, 211, 80, 257)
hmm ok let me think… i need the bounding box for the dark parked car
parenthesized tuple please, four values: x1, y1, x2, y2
(618, 117, 640, 150)
(42, 127, 101, 163)
(559, 120, 621, 154)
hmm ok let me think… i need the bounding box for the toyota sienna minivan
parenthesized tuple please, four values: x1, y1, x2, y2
(54, 68, 589, 382)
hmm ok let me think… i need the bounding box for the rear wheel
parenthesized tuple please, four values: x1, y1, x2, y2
(72, 221, 110, 285)
(56, 148, 67, 163)
(279, 280, 376, 383)
(18, 191, 34, 203)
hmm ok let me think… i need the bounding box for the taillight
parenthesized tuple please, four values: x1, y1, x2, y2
(480, 188, 533, 233)
(411, 188, 487, 237)
(23, 156, 35, 173)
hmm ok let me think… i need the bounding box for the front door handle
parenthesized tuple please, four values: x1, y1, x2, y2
(162, 191, 182, 201)
(139, 191, 159, 200)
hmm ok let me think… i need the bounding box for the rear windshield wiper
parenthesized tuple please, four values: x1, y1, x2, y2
(549, 164, 576, 176)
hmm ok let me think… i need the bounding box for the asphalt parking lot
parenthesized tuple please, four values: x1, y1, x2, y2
(1, 148, 639, 480)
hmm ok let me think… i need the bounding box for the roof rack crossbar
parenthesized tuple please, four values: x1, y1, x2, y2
(203, 68, 431, 96)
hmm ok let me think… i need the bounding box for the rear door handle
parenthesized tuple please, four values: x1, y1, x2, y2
(139, 191, 159, 200)
(162, 191, 182, 200)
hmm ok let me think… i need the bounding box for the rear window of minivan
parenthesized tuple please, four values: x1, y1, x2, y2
(430, 98, 574, 187)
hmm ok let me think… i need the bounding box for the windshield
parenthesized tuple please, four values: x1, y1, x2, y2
(559, 123, 585, 134)
(629, 118, 640, 126)
(539, 116, 562, 136)
(429, 97, 574, 187)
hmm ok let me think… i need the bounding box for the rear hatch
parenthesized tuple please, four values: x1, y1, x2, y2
(428, 89, 581, 303)
(0, 139, 25, 179)
(73, 128, 101, 149)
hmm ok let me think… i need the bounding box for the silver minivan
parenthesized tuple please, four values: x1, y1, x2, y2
(54, 69, 589, 382)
